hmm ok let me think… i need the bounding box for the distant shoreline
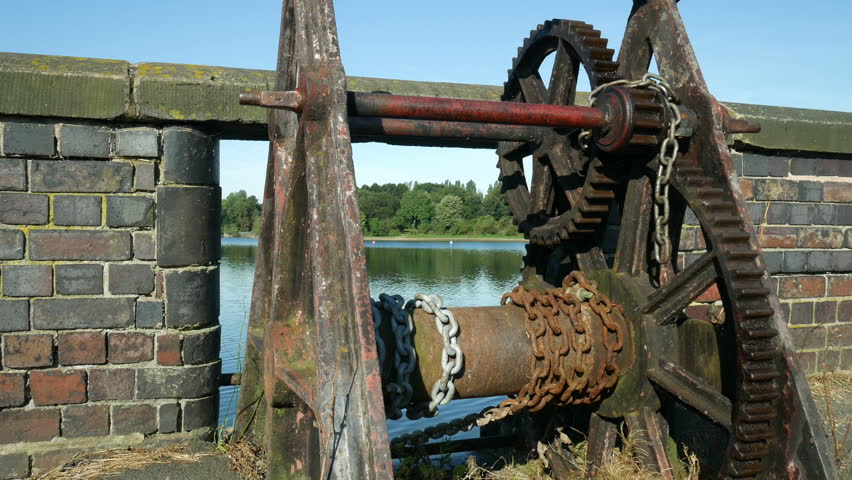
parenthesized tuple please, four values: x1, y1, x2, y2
(222, 235, 525, 243)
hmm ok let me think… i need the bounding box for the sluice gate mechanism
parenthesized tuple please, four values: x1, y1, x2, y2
(234, 1, 839, 478)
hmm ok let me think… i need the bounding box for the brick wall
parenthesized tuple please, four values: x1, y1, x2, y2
(0, 119, 220, 477)
(677, 149, 851, 373)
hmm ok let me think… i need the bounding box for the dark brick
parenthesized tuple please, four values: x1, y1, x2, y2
(159, 403, 180, 434)
(183, 395, 217, 431)
(106, 196, 154, 227)
(790, 157, 815, 176)
(157, 334, 181, 366)
(3, 334, 52, 368)
(3, 122, 54, 156)
(798, 228, 844, 249)
(108, 263, 154, 295)
(807, 251, 832, 272)
(31, 449, 90, 476)
(684, 207, 698, 226)
(789, 325, 826, 351)
(778, 276, 826, 299)
(133, 231, 155, 260)
(838, 205, 852, 226)
(763, 251, 782, 274)
(797, 351, 818, 373)
(162, 127, 219, 185)
(0, 373, 26, 407)
(732, 151, 743, 176)
(30, 230, 131, 261)
(57, 332, 106, 365)
(30, 370, 86, 405)
(0, 453, 29, 479)
(55, 264, 103, 295)
(62, 404, 109, 437)
(59, 124, 111, 158)
(53, 195, 101, 226)
(0, 300, 28, 332)
(136, 300, 164, 328)
(766, 202, 791, 224)
(0, 229, 24, 260)
(0, 158, 26, 190)
(0, 408, 59, 444)
(135, 162, 156, 191)
(32, 298, 134, 329)
(108, 332, 153, 364)
(747, 202, 766, 223)
(824, 182, 852, 203)
(767, 156, 788, 177)
(165, 268, 219, 327)
(815, 158, 851, 177)
(0, 193, 48, 224)
(840, 301, 851, 323)
(789, 301, 814, 325)
(789, 204, 810, 225)
(798, 181, 823, 202)
(112, 404, 156, 435)
(826, 324, 852, 348)
(833, 251, 852, 272)
(31, 160, 132, 193)
(742, 153, 769, 177)
(753, 179, 797, 201)
(828, 276, 852, 296)
(116, 128, 158, 158)
(157, 186, 221, 267)
(815, 301, 837, 324)
(136, 362, 220, 399)
(183, 327, 220, 365)
(1, 265, 52, 297)
(847, 229, 852, 249)
(813, 204, 838, 225)
(88, 368, 134, 401)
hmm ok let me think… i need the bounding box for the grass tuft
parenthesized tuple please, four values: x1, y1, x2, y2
(35, 444, 210, 480)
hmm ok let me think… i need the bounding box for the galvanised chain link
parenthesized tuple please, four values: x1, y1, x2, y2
(479, 271, 626, 423)
(579, 73, 682, 266)
(372, 293, 417, 420)
(410, 293, 464, 415)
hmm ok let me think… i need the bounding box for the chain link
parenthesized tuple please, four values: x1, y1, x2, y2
(373, 293, 417, 420)
(579, 73, 682, 267)
(410, 293, 464, 415)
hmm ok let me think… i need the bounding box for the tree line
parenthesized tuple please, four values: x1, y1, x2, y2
(222, 180, 519, 237)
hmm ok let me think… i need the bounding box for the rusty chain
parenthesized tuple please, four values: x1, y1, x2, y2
(372, 293, 417, 420)
(579, 73, 682, 268)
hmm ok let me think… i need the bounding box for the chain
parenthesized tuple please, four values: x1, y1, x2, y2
(373, 293, 417, 420)
(579, 73, 682, 267)
(410, 293, 464, 416)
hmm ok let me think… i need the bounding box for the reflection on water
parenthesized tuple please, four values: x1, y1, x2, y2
(218, 238, 526, 436)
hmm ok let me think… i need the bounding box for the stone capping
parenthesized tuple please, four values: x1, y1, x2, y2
(1, 52, 851, 153)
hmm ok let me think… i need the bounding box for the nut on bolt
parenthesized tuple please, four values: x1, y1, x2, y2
(239, 90, 304, 113)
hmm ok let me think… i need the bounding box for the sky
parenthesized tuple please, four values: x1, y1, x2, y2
(1, 1, 850, 198)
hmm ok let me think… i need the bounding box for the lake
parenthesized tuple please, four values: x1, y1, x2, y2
(218, 237, 527, 437)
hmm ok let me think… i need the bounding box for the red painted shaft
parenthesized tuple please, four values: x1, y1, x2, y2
(348, 92, 608, 130)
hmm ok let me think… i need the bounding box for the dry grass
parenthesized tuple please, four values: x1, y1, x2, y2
(807, 370, 852, 475)
(219, 439, 267, 480)
(35, 444, 211, 480)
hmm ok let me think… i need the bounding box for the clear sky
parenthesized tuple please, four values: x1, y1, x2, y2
(1, 1, 850, 197)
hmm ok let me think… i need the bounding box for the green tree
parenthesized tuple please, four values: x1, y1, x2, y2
(222, 190, 261, 234)
(395, 190, 434, 230)
(433, 195, 464, 232)
(481, 181, 510, 219)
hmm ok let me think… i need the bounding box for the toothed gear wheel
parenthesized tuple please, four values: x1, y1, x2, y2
(497, 19, 629, 247)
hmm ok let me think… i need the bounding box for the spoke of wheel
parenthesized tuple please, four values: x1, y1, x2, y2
(624, 408, 676, 480)
(576, 245, 608, 272)
(529, 154, 554, 216)
(587, 413, 618, 479)
(518, 74, 547, 104)
(548, 39, 579, 106)
(613, 175, 651, 277)
(643, 251, 717, 324)
(648, 359, 733, 432)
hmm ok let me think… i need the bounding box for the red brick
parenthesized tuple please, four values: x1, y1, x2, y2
(30, 370, 87, 405)
(789, 302, 814, 325)
(112, 404, 156, 435)
(155, 270, 165, 299)
(0, 408, 60, 443)
(778, 276, 826, 299)
(739, 178, 754, 200)
(815, 301, 838, 324)
(824, 182, 852, 203)
(796, 351, 818, 373)
(789, 325, 826, 351)
(62, 404, 109, 438)
(842, 349, 852, 371)
(88, 368, 135, 401)
(0, 372, 26, 407)
(841, 301, 851, 323)
(156, 334, 182, 366)
(757, 226, 797, 248)
(108, 332, 153, 364)
(822, 349, 842, 372)
(828, 276, 852, 297)
(826, 324, 852, 349)
(31, 448, 90, 476)
(58, 331, 106, 365)
(3, 334, 53, 368)
(696, 283, 721, 303)
(798, 228, 844, 249)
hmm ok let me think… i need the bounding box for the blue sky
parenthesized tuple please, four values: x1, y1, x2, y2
(2, 1, 850, 197)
